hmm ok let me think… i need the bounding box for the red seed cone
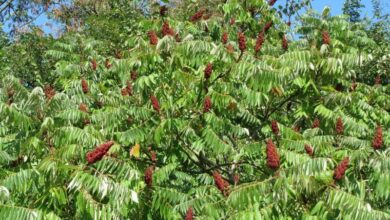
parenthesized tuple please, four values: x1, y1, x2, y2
(144, 166, 154, 188)
(160, 5, 168, 16)
(84, 118, 91, 125)
(203, 96, 212, 113)
(271, 120, 279, 135)
(350, 81, 357, 91)
(204, 63, 213, 79)
(148, 31, 158, 45)
(266, 139, 280, 169)
(255, 31, 265, 54)
(175, 33, 181, 42)
(79, 103, 88, 113)
(86, 141, 115, 164)
(312, 118, 320, 128)
(185, 207, 194, 220)
(131, 70, 138, 81)
(222, 32, 228, 44)
(322, 31, 331, 45)
(263, 21, 273, 33)
(121, 88, 129, 96)
(162, 21, 175, 37)
(333, 157, 349, 181)
(304, 144, 314, 156)
(91, 59, 97, 71)
(372, 125, 383, 150)
(375, 75, 381, 85)
(115, 50, 122, 59)
(268, 0, 277, 6)
(44, 85, 56, 100)
(125, 81, 132, 96)
(226, 44, 234, 53)
(150, 151, 157, 163)
(238, 31, 246, 53)
(233, 173, 240, 185)
(105, 58, 112, 69)
(81, 79, 89, 94)
(336, 117, 344, 135)
(335, 83, 343, 91)
(150, 95, 160, 113)
(282, 34, 288, 51)
(213, 171, 229, 197)
(230, 18, 235, 25)
(190, 10, 204, 22)
(293, 126, 301, 133)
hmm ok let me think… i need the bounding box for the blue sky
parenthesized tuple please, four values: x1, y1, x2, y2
(2, 0, 389, 35)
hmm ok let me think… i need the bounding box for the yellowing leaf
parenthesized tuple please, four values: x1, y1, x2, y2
(130, 143, 140, 158)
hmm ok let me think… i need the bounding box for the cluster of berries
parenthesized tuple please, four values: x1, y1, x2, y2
(213, 171, 230, 197)
(333, 157, 349, 181)
(86, 141, 114, 164)
(266, 139, 280, 169)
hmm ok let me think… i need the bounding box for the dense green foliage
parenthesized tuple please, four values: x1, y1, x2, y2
(0, 0, 389, 219)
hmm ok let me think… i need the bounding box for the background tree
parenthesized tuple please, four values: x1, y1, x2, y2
(343, 0, 364, 22)
(0, 0, 389, 219)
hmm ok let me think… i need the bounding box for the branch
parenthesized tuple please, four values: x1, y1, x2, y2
(0, 0, 13, 14)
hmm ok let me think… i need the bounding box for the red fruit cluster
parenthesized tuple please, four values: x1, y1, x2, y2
(203, 96, 212, 113)
(333, 157, 349, 181)
(204, 63, 213, 79)
(336, 117, 344, 135)
(190, 10, 204, 22)
(304, 144, 314, 156)
(185, 207, 194, 220)
(84, 118, 91, 125)
(81, 79, 89, 94)
(312, 118, 320, 128)
(375, 75, 381, 85)
(79, 103, 88, 113)
(121, 81, 132, 96)
(271, 120, 279, 135)
(263, 21, 273, 33)
(335, 83, 343, 92)
(268, 0, 277, 6)
(372, 125, 383, 150)
(222, 32, 228, 44)
(266, 139, 280, 169)
(130, 71, 137, 81)
(161, 21, 175, 37)
(255, 31, 265, 54)
(121, 88, 129, 96)
(148, 31, 158, 45)
(230, 18, 235, 25)
(44, 85, 56, 100)
(213, 171, 229, 197)
(86, 141, 115, 164)
(293, 126, 301, 133)
(226, 44, 234, 53)
(175, 33, 181, 42)
(160, 5, 168, 16)
(282, 34, 288, 51)
(115, 50, 122, 59)
(144, 166, 154, 188)
(105, 58, 112, 69)
(350, 81, 357, 91)
(238, 32, 246, 53)
(150, 95, 160, 113)
(233, 173, 240, 185)
(322, 31, 331, 45)
(91, 59, 97, 71)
